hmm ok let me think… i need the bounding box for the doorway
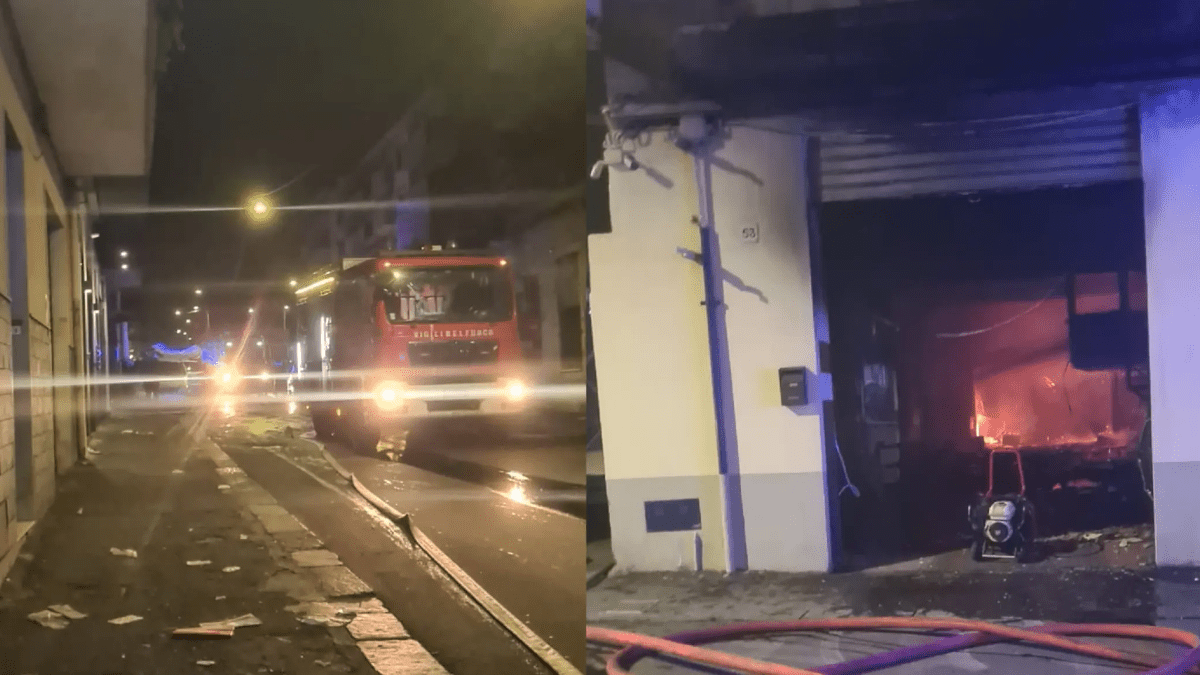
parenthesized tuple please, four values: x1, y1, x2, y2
(5, 120, 31, 522)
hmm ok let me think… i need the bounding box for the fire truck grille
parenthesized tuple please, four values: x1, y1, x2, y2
(408, 340, 499, 367)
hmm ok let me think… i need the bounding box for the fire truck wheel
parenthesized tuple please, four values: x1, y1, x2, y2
(311, 410, 336, 440)
(346, 409, 381, 455)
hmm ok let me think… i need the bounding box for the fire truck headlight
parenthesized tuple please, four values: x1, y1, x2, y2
(503, 379, 528, 402)
(373, 381, 404, 411)
(217, 367, 240, 389)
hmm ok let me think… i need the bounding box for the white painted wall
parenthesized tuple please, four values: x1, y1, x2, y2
(1139, 81, 1200, 565)
(592, 120, 832, 572)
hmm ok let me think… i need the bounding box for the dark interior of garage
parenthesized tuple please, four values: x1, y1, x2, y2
(820, 180, 1151, 571)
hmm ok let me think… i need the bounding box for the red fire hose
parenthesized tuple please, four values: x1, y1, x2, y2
(588, 618, 1200, 675)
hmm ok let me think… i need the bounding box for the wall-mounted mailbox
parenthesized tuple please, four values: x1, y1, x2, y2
(779, 366, 809, 406)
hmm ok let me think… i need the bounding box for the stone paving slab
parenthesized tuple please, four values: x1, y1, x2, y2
(359, 639, 450, 675)
(311, 565, 374, 598)
(348, 612, 410, 640)
(292, 549, 342, 567)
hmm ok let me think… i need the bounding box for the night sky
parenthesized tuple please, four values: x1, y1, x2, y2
(115, 0, 582, 343)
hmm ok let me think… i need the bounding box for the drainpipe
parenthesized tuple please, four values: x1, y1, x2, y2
(680, 115, 748, 573)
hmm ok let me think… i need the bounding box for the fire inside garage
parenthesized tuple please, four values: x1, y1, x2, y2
(822, 180, 1152, 570)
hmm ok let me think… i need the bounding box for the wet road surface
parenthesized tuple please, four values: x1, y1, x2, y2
(207, 408, 585, 672)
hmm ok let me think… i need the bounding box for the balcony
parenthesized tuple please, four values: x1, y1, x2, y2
(7, 0, 175, 179)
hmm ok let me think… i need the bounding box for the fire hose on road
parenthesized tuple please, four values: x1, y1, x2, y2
(588, 618, 1200, 675)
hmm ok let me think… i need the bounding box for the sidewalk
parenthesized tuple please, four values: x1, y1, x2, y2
(0, 412, 447, 674)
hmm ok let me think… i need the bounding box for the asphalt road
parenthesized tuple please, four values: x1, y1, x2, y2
(206, 406, 586, 672)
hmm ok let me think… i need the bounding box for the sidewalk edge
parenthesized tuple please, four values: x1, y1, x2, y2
(199, 439, 449, 675)
(305, 437, 583, 675)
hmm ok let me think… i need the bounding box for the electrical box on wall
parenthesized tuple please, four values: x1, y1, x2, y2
(779, 367, 809, 406)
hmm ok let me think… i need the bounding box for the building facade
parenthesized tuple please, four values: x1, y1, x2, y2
(0, 0, 167, 578)
(591, 0, 1200, 574)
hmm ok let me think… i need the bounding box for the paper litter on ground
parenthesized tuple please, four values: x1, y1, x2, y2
(28, 609, 69, 629)
(222, 566, 240, 573)
(173, 627, 233, 639)
(186, 560, 211, 566)
(217, 484, 231, 490)
(109, 615, 143, 625)
(197, 660, 216, 666)
(199, 614, 262, 630)
(48, 604, 87, 620)
(110, 548, 138, 558)
(172, 469, 184, 474)
(239, 534, 248, 540)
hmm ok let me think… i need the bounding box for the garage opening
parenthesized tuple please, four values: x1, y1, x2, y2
(822, 181, 1151, 571)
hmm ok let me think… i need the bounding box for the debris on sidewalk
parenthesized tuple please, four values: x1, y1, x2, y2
(110, 548, 138, 558)
(174, 613, 262, 639)
(172, 469, 184, 474)
(297, 606, 356, 627)
(186, 560, 212, 566)
(173, 627, 234, 639)
(48, 604, 87, 620)
(28, 609, 70, 629)
(197, 660, 217, 666)
(200, 614, 263, 630)
(222, 566, 240, 573)
(109, 615, 143, 625)
(218, 484, 231, 490)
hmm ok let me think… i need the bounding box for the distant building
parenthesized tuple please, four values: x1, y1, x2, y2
(298, 93, 443, 267)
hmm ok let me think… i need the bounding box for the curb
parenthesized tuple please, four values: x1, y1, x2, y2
(199, 439, 449, 675)
(308, 439, 583, 675)
(587, 562, 616, 590)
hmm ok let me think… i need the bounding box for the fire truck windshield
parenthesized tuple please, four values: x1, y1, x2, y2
(373, 265, 513, 324)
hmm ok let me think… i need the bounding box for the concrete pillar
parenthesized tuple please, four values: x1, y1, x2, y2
(590, 120, 833, 572)
(1140, 82, 1200, 565)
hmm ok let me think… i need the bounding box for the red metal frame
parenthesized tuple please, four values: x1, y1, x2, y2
(985, 447, 1026, 499)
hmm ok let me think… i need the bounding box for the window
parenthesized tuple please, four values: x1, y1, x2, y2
(374, 266, 513, 324)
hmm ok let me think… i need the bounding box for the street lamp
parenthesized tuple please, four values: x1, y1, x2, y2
(119, 250, 128, 259)
(246, 193, 275, 225)
(195, 288, 203, 296)
(120, 263, 129, 271)
(288, 279, 297, 288)
(175, 309, 182, 316)
(248, 307, 255, 314)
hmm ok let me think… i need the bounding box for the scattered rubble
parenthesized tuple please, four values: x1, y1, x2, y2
(28, 609, 70, 629)
(108, 615, 143, 625)
(200, 614, 262, 630)
(173, 627, 234, 639)
(110, 548, 138, 558)
(48, 604, 87, 620)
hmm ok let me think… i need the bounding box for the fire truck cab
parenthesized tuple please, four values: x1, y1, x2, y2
(289, 248, 530, 452)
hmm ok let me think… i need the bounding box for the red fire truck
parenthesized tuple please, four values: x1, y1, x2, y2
(289, 247, 531, 452)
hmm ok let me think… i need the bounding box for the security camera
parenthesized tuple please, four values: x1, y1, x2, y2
(589, 160, 607, 180)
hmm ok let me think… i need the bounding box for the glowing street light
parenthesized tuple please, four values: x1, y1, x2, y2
(120, 263, 129, 270)
(175, 309, 182, 316)
(248, 307, 255, 314)
(119, 250, 128, 258)
(288, 279, 297, 287)
(246, 193, 275, 224)
(195, 288, 203, 296)
(226, 341, 234, 348)
(185, 319, 191, 325)
(256, 340, 264, 347)
(176, 329, 182, 334)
